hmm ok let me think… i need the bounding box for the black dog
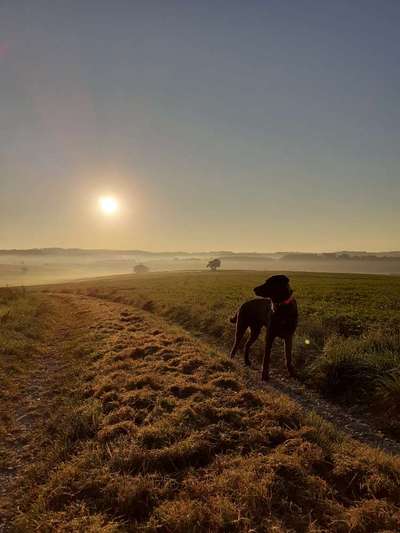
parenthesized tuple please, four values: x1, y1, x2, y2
(254, 275, 298, 381)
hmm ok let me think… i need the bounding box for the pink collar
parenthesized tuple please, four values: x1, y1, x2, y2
(280, 295, 294, 305)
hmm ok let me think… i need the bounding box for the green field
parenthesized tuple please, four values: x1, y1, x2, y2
(51, 270, 400, 435)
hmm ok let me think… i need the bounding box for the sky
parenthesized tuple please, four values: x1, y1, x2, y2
(0, 0, 399, 252)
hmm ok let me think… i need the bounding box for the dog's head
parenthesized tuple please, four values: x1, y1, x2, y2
(254, 275, 292, 303)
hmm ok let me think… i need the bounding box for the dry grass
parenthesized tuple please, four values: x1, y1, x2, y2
(8, 293, 400, 532)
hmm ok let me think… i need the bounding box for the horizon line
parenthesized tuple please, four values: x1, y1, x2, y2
(0, 247, 399, 255)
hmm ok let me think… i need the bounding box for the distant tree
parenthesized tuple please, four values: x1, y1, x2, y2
(134, 264, 149, 274)
(207, 258, 221, 271)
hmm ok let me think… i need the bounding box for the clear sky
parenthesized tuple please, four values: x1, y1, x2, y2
(1, 1, 399, 252)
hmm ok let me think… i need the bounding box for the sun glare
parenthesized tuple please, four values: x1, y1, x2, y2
(99, 196, 119, 215)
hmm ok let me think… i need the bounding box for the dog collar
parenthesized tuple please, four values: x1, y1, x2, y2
(280, 295, 294, 305)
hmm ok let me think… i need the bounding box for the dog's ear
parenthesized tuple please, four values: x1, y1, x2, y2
(254, 283, 266, 297)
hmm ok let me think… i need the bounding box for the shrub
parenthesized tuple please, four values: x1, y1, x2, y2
(309, 351, 376, 403)
(308, 331, 400, 407)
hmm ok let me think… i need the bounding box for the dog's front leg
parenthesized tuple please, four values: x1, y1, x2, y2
(284, 335, 296, 377)
(261, 332, 274, 381)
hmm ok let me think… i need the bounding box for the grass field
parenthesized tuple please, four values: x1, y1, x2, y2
(1, 288, 399, 531)
(50, 270, 400, 437)
(2, 272, 400, 531)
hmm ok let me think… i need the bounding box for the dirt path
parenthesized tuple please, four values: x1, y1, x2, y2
(1, 292, 399, 530)
(0, 294, 100, 531)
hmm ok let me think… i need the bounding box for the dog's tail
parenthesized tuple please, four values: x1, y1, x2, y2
(229, 313, 238, 324)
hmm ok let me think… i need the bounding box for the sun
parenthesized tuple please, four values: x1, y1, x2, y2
(98, 195, 119, 215)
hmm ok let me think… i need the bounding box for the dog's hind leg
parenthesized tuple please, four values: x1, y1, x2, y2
(230, 317, 247, 358)
(244, 324, 261, 366)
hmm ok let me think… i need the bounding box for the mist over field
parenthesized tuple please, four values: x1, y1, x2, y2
(1, 249, 400, 287)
